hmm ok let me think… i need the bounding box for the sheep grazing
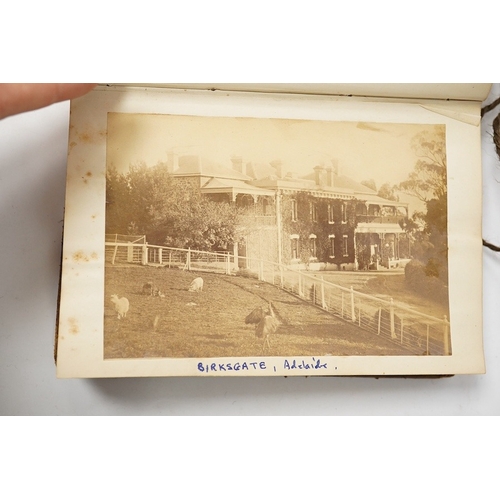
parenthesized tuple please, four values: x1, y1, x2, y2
(143, 282, 164, 298)
(188, 277, 204, 292)
(110, 294, 129, 319)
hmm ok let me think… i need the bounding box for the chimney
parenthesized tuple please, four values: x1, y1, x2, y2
(245, 162, 256, 179)
(325, 167, 334, 187)
(331, 158, 339, 176)
(231, 155, 243, 173)
(166, 151, 178, 173)
(270, 159, 283, 179)
(314, 165, 325, 187)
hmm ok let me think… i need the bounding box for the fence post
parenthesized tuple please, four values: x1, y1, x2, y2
(358, 300, 361, 326)
(298, 272, 302, 297)
(187, 248, 191, 271)
(159, 248, 163, 265)
(259, 259, 264, 281)
(225, 253, 229, 275)
(350, 286, 356, 322)
(169, 251, 172, 269)
(400, 316, 404, 344)
(321, 276, 326, 309)
(443, 315, 450, 355)
(426, 324, 430, 355)
(377, 307, 381, 335)
(127, 242, 133, 263)
(390, 298, 396, 338)
(112, 245, 118, 265)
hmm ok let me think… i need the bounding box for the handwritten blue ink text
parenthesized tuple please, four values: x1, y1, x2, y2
(283, 357, 328, 371)
(197, 361, 267, 373)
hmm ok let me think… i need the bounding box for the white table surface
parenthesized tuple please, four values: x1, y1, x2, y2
(1, 86, 499, 415)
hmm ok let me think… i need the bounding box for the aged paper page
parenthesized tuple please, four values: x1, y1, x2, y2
(56, 86, 484, 377)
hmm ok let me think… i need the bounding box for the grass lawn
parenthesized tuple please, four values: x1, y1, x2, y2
(104, 265, 416, 359)
(362, 274, 449, 320)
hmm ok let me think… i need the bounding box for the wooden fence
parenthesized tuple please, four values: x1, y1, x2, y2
(105, 241, 451, 355)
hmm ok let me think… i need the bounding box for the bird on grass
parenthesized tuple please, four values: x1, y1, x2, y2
(245, 302, 280, 353)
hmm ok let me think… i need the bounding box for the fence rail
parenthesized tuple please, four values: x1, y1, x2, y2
(105, 241, 451, 355)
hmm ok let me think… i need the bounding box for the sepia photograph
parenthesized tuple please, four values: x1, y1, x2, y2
(103, 112, 450, 360)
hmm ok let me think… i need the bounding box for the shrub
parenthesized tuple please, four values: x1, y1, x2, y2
(404, 259, 448, 304)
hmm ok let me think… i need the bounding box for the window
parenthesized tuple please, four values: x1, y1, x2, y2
(310, 202, 318, 222)
(291, 199, 297, 222)
(290, 235, 299, 260)
(341, 203, 347, 224)
(309, 234, 317, 259)
(329, 235, 335, 258)
(343, 235, 349, 256)
(328, 203, 334, 224)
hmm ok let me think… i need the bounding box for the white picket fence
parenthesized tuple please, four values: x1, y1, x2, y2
(105, 241, 451, 355)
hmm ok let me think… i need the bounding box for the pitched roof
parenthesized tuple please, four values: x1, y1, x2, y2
(174, 155, 252, 182)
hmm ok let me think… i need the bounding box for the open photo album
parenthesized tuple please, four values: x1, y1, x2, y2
(55, 83, 489, 377)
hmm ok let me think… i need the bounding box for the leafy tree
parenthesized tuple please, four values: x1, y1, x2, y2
(361, 179, 377, 191)
(398, 126, 448, 285)
(377, 183, 399, 201)
(399, 127, 447, 202)
(106, 164, 134, 234)
(105, 162, 240, 251)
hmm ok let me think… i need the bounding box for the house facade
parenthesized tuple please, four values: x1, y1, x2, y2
(168, 153, 410, 271)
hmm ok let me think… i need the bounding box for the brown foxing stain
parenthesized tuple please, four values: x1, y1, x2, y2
(91, 214, 97, 220)
(79, 132, 92, 143)
(68, 318, 79, 335)
(91, 252, 98, 260)
(73, 251, 90, 263)
(68, 141, 77, 151)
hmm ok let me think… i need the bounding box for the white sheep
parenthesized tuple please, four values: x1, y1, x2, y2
(110, 294, 130, 319)
(188, 277, 204, 292)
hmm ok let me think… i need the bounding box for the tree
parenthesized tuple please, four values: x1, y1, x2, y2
(398, 126, 448, 284)
(361, 179, 377, 191)
(377, 183, 399, 201)
(399, 127, 447, 203)
(105, 162, 241, 252)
